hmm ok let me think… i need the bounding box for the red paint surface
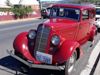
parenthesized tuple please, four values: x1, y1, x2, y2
(13, 32, 40, 64)
(13, 4, 97, 65)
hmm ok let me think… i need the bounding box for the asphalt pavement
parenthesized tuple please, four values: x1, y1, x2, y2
(80, 39, 100, 75)
(0, 19, 100, 75)
(0, 19, 44, 75)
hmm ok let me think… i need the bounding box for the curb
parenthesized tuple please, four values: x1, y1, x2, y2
(80, 40, 100, 75)
(0, 17, 41, 25)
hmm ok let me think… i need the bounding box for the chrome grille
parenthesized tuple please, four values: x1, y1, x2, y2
(34, 25, 50, 56)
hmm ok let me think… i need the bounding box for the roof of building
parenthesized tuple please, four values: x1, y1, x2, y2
(0, 5, 11, 8)
(0, 0, 39, 6)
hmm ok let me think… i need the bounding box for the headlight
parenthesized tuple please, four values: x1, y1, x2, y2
(28, 30, 36, 39)
(51, 35, 60, 46)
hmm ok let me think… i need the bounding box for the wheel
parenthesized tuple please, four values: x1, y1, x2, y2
(15, 51, 22, 58)
(15, 51, 26, 60)
(61, 51, 77, 75)
(98, 28, 100, 33)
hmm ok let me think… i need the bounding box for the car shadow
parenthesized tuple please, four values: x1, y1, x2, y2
(0, 56, 60, 75)
(0, 56, 23, 75)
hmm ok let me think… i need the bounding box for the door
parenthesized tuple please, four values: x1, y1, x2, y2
(76, 9, 90, 43)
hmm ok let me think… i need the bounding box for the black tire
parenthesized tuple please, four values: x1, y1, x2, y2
(15, 51, 27, 60)
(15, 51, 22, 58)
(98, 28, 100, 33)
(61, 51, 77, 75)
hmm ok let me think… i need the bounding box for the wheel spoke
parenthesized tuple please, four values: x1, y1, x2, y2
(68, 52, 76, 73)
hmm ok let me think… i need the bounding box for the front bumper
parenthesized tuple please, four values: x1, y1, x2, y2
(7, 50, 64, 70)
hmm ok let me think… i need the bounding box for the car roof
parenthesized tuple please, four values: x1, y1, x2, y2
(52, 3, 95, 10)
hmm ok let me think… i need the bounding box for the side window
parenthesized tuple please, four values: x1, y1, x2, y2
(82, 10, 89, 20)
(89, 9, 95, 19)
(59, 8, 64, 17)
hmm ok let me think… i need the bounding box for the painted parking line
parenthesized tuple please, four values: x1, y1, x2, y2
(90, 53, 100, 75)
(93, 57, 100, 75)
(80, 40, 100, 75)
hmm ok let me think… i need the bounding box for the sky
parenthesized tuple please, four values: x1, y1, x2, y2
(0, 0, 62, 6)
(41, 0, 62, 1)
(0, 0, 39, 6)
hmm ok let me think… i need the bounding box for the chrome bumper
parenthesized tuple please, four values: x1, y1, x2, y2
(7, 50, 64, 70)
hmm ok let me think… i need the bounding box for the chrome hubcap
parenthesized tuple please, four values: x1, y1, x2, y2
(68, 53, 76, 73)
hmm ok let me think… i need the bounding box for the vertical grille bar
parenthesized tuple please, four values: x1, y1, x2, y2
(34, 25, 50, 56)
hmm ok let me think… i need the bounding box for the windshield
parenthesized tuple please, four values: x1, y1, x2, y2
(96, 8, 100, 15)
(50, 7, 80, 21)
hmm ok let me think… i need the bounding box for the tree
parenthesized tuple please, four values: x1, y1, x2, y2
(11, 5, 33, 19)
(5, 0, 33, 19)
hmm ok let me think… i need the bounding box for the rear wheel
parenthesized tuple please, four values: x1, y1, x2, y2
(98, 28, 100, 33)
(61, 51, 77, 75)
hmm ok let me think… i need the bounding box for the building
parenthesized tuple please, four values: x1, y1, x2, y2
(0, 0, 41, 21)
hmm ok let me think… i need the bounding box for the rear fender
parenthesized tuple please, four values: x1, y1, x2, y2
(89, 25, 97, 41)
(54, 40, 80, 64)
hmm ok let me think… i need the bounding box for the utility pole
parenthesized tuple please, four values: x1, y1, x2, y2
(19, 0, 23, 4)
(37, 0, 42, 19)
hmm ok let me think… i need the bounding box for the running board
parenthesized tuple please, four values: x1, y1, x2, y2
(7, 50, 64, 70)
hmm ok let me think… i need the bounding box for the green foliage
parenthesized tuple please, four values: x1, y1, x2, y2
(11, 5, 33, 18)
(5, 0, 33, 18)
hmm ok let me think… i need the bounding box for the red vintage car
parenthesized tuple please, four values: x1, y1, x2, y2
(8, 4, 97, 75)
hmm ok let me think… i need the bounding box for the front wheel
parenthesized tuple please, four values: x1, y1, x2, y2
(61, 51, 77, 75)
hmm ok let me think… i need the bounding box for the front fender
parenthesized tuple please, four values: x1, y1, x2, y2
(54, 40, 80, 64)
(13, 32, 39, 64)
(13, 32, 28, 53)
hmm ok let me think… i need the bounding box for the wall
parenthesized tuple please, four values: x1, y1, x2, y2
(0, 0, 41, 21)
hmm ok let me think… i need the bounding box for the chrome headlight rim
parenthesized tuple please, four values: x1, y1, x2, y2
(28, 30, 36, 40)
(51, 35, 60, 46)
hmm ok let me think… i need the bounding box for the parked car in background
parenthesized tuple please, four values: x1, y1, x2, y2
(8, 4, 97, 75)
(41, 9, 48, 18)
(95, 6, 100, 32)
(41, 8, 50, 19)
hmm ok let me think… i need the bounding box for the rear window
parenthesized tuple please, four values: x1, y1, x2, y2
(82, 10, 89, 20)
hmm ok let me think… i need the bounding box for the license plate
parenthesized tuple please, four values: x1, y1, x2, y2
(36, 51, 52, 64)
